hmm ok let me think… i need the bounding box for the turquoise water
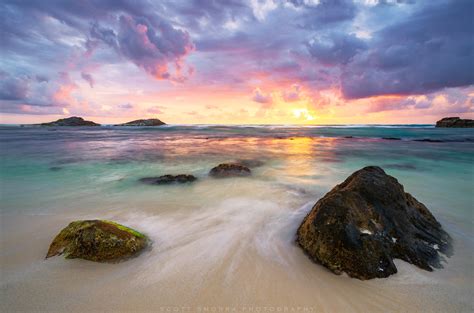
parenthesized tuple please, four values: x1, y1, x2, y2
(1, 125, 472, 218)
(1, 125, 473, 312)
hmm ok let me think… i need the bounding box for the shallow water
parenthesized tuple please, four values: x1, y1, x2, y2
(1, 125, 473, 312)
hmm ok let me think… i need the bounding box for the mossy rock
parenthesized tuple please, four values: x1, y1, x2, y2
(46, 220, 148, 262)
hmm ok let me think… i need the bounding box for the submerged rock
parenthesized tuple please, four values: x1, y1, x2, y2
(46, 220, 148, 262)
(117, 118, 165, 126)
(209, 163, 251, 178)
(235, 159, 265, 168)
(435, 117, 474, 128)
(384, 163, 417, 170)
(382, 137, 402, 140)
(296, 166, 451, 280)
(40, 116, 100, 127)
(139, 174, 197, 185)
(413, 139, 444, 143)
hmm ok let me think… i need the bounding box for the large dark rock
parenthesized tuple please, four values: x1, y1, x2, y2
(139, 174, 197, 185)
(117, 118, 166, 126)
(297, 166, 451, 280)
(40, 116, 100, 126)
(209, 163, 251, 178)
(435, 117, 474, 128)
(46, 220, 148, 262)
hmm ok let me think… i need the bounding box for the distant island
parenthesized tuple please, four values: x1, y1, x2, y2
(436, 117, 473, 128)
(33, 117, 167, 127)
(40, 116, 100, 126)
(116, 118, 166, 126)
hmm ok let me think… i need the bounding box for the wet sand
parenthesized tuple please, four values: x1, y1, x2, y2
(1, 201, 472, 312)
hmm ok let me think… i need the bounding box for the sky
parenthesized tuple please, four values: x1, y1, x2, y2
(0, 0, 473, 125)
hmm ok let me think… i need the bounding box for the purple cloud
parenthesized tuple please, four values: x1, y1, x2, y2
(252, 88, 272, 105)
(1, 0, 473, 118)
(307, 32, 367, 66)
(115, 15, 194, 81)
(81, 72, 95, 88)
(0, 72, 29, 101)
(282, 84, 301, 102)
(341, 0, 474, 99)
(117, 103, 134, 110)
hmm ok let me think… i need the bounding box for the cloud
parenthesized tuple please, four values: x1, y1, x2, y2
(282, 84, 301, 102)
(1, 0, 473, 120)
(252, 88, 273, 105)
(118, 15, 193, 80)
(2, 0, 195, 82)
(0, 71, 80, 115)
(307, 32, 367, 66)
(117, 103, 134, 110)
(0, 72, 29, 100)
(289, 0, 357, 28)
(147, 106, 165, 114)
(81, 72, 95, 88)
(341, 0, 474, 99)
(90, 22, 118, 49)
(366, 88, 474, 114)
(89, 14, 194, 81)
(249, 0, 278, 21)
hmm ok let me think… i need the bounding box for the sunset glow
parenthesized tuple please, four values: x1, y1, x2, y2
(0, 0, 473, 124)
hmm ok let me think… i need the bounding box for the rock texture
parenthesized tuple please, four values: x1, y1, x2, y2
(297, 166, 451, 280)
(139, 174, 197, 185)
(435, 117, 474, 128)
(209, 163, 251, 178)
(117, 118, 165, 126)
(46, 220, 148, 262)
(40, 116, 100, 126)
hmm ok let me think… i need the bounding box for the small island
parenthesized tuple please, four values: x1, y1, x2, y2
(40, 116, 100, 126)
(116, 118, 166, 126)
(435, 117, 473, 128)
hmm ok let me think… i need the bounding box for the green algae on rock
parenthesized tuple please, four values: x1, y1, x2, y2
(46, 220, 148, 262)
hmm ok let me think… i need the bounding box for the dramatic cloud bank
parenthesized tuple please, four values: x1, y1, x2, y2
(0, 0, 472, 123)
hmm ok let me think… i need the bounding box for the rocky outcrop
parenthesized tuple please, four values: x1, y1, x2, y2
(40, 116, 100, 126)
(209, 163, 251, 178)
(46, 220, 148, 262)
(435, 117, 474, 128)
(297, 166, 451, 280)
(117, 118, 166, 126)
(139, 174, 197, 185)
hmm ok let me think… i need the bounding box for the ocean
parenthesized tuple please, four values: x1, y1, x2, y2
(1, 125, 473, 312)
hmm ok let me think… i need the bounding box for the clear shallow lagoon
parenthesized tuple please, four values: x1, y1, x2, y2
(1, 125, 473, 312)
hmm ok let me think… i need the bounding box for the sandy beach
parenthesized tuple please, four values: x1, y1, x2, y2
(1, 126, 473, 312)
